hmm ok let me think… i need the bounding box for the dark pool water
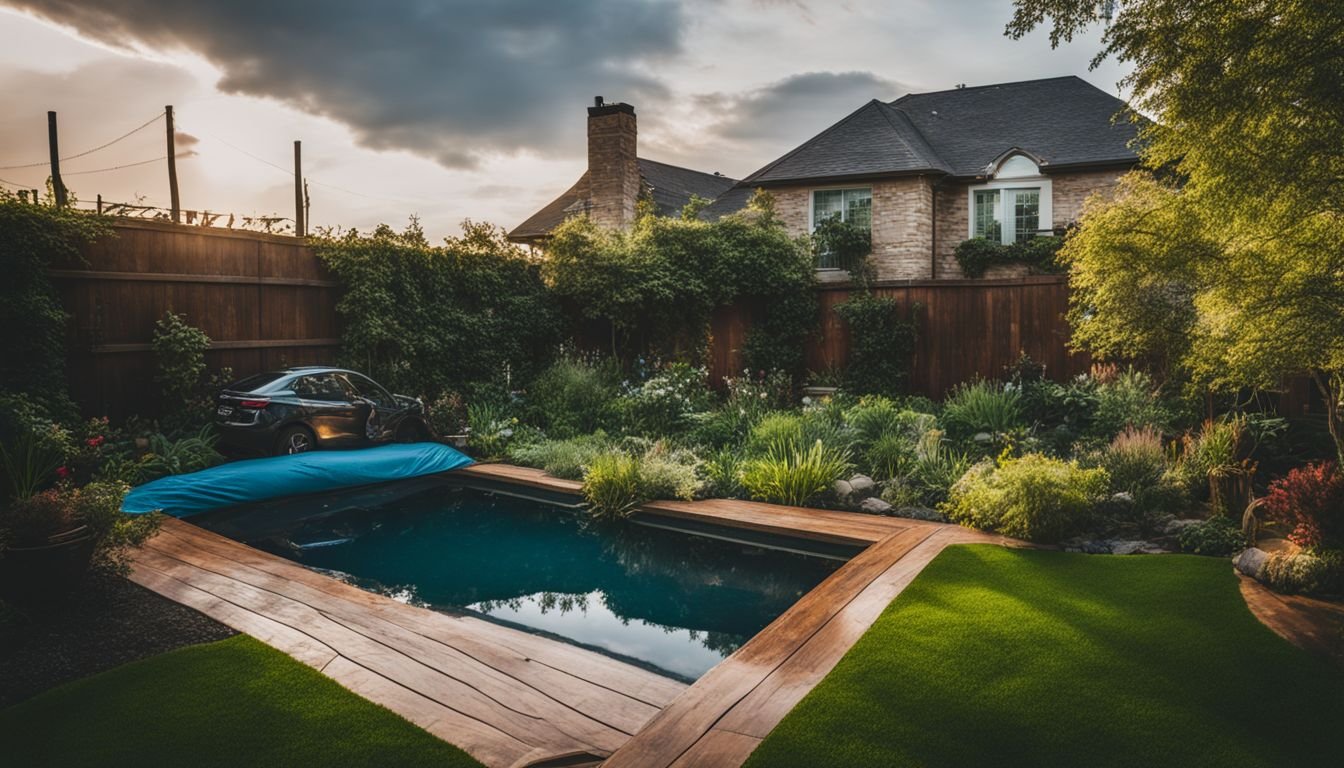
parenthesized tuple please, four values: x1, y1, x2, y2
(226, 485, 840, 680)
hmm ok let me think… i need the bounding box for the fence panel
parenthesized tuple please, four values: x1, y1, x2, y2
(51, 220, 340, 419)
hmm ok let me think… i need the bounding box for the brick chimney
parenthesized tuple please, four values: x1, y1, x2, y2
(586, 96, 639, 229)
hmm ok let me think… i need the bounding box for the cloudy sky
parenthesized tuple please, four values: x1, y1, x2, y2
(0, 0, 1128, 240)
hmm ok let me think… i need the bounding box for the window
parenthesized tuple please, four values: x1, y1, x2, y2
(969, 180, 1051, 244)
(973, 189, 1001, 241)
(292, 373, 350, 402)
(341, 373, 396, 408)
(811, 188, 871, 269)
(1012, 189, 1040, 243)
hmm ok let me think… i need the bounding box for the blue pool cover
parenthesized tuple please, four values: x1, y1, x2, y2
(122, 442, 474, 517)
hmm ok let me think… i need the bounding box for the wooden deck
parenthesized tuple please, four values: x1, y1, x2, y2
(133, 464, 1013, 768)
(130, 517, 687, 768)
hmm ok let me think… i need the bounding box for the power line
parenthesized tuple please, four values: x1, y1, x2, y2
(62, 155, 167, 176)
(0, 110, 165, 170)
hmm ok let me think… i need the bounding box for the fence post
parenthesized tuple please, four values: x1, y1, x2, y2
(47, 110, 67, 208)
(293, 140, 304, 237)
(166, 105, 181, 223)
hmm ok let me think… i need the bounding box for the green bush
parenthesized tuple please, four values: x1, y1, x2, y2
(137, 427, 223, 481)
(942, 453, 1110, 542)
(1261, 549, 1344, 596)
(832, 294, 918, 397)
(466, 401, 518, 460)
(582, 451, 646, 520)
(1090, 367, 1178, 440)
(0, 196, 109, 417)
(315, 220, 562, 400)
(636, 442, 703, 501)
(1171, 416, 1247, 496)
(525, 356, 621, 439)
(620, 363, 713, 436)
(507, 432, 613, 480)
(1094, 426, 1187, 515)
(954, 235, 1064, 278)
(742, 439, 852, 506)
(1177, 517, 1246, 556)
(703, 447, 746, 498)
(426, 391, 467, 436)
(866, 431, 917, 482)
(941, 380, 1025, 440)
(745, 410, 852, 458)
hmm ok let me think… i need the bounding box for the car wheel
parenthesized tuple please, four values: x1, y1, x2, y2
(277, 425, 316, 456)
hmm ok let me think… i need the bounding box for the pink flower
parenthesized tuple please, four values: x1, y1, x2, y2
(86, 435, 105, 448)
(55, 466, 72, 479)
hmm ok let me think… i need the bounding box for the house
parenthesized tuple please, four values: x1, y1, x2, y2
(511, 77, 1140, 280)
(508, 98, 738, 246)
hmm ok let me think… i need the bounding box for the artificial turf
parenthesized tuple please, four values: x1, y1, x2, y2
(0, 634, 484, 768)
(745, 545, 1343, 768)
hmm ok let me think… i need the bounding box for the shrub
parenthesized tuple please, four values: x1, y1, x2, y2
(866, 431, 917, 482)
(138, 427, 223, 480)
(954, 235, 1064, 278)
(636, 442, 703, 501)
(1172, 416, 1248, 496)
(703, 447, 746, 499)
(942, 453, 1110, 543)
(1093, 426, 1187, 516)
(507, 432, 613, 480)
(582, 452, 646, 520)
(1177, 516, 1247, 556)
(466, 401, 518, 459)
(746, 409, 852, 458)
(0, 480, 157, 576)
(525, 356, 621, 438)
(1260, 462, 1344, 549)
(941, 380, 1025, 440)
(315, 220, 563, 400)
(427, 391, 467, 436)
(742, 439, 853, 506)
(1090, 367, 1177, 440)
(620, 363, 713, 436)
(832, 294, 918, 397)
(1261, 549, 1344, 596)
(844, 397, 906, 445)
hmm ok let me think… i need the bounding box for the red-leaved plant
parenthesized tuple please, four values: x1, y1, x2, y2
(1261, 462, 1344, 549)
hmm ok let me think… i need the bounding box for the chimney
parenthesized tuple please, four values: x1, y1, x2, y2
(586, 96, 639, 229)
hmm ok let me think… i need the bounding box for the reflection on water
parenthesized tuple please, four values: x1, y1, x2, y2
(234, 485, 840, 680)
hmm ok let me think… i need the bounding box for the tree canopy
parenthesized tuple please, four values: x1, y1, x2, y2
(1008, 0, 1344, 462)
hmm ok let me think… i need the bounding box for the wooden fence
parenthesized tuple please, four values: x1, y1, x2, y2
(52, 220, 339, 419)
(710, 276, 1091, 398)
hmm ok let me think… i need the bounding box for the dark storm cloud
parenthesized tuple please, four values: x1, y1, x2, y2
(5, 0, 685, 168)
(698, 71, 913, 143)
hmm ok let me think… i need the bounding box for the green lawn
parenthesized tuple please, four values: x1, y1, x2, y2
(746, 545, 1343, 768)
(0, 634, 483, 768)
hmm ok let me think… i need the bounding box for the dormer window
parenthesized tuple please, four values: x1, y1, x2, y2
(968, 152, 1052, 245)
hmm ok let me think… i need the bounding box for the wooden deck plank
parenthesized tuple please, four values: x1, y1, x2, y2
(156, 519, 686, 709)
(602, 526, 939, 768)
(141, 533, 653, 749)
(668, 729, 763, 768)
(715, 528, 957, 739)
(135, 544, 600, 756)
(128, 562, 339, 670)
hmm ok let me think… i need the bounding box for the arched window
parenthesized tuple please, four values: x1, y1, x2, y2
(994, 154, 1040, 179)
(968, 152, 1053, 244)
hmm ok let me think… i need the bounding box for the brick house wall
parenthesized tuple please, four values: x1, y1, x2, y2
(769, 167, 1129, 281)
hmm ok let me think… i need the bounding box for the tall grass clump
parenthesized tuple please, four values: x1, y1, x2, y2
(582, 452, 645, 520)
(742, 439, 852, 506)
(507, 432, 613, 480)
(940, 380, 1024, 439)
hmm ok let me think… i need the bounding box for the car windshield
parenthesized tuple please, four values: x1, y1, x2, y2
(226, 372, 287, 393)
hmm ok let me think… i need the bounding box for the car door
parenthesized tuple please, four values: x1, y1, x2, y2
(291, 373, 363, 445)
(339, 372, 402, 443)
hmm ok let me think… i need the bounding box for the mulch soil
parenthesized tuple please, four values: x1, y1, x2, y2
(0, 572, 236, 708)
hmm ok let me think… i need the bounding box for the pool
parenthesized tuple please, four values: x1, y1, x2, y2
(199, 483, 841, 681)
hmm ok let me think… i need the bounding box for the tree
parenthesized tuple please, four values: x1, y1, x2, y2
(1009, 0, 1344, 464)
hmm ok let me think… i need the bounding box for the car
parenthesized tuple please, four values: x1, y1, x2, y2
(214, 367, 432, 456)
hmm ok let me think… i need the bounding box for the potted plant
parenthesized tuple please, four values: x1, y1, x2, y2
(0, 429, 158, 605)
(802, 366, 844, 400)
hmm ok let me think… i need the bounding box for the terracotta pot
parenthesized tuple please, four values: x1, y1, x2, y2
(0, 525, 96, 605)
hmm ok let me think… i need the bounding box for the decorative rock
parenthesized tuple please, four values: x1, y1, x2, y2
(858, 497, 893, 515)
(1108, 540, 1166, 555)
(972, 432, 993, 445)
(893, 506, 947, 523)
(1163, 518, 1203, 535)
(832, 479, 854, 502)
(1235, 547, 1269, 578)
(849, 475, 876, 498)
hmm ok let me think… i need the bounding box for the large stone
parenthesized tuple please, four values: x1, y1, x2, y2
(849, 475, 876, 498)
(1163, 518, 1203, 535)
(832, 479, 854, 502)
(1235, 547, 1269, 578)
(1108, 540, 1166, 555)
(858, 497, 893, 515)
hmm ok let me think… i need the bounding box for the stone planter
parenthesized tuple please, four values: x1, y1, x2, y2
(802, 386, 839, 399)
(0, 525, 96, 605)
(443, 434, 470, 449)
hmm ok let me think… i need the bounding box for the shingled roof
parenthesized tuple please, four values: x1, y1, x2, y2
(734, 76, 1139, 188)
(509, 158, 737, 241)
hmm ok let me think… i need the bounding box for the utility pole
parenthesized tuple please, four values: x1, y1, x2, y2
(47, 110, 66, 208)
(293, 140, 304, 237)
(166, 105, 181, 223)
